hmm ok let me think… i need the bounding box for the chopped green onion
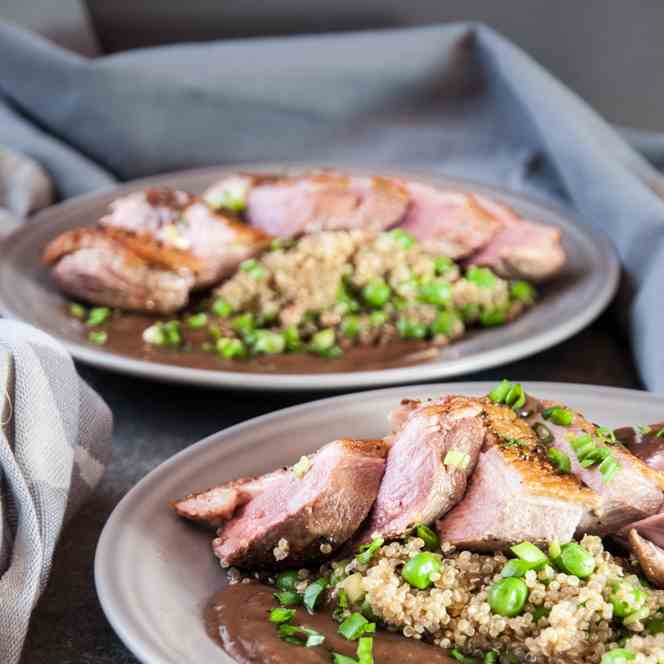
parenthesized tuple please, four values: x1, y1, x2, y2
(291, 455, 312, 479)
(269, 607, 296, 624)
(253, 330, 286, 355)
(505, 383, 526, 410)
(284, 325, 301, 351)
(86, 306, 111, 327)
(270, 237, 296, 251)
(212, 298, 233, 318)
(569, 433, 595, 460)
(542, 407, 573, 426)
(599, 455, 621, 483)
(532, 606, 550, 622)
(637, 425, 652, 436)
(357, 636, 374, 664)
(216, 337, 246, 359)
(275, 570, 299, 591)
(143, 323, 165, 346)
(68, 302, 86, 319)
(362, 279, 391, 308)
(416, 524, 440, 551)
(332, 655, 358, 664)
(596, 426, 617, 444)
(341, 315, 361, 339)
(162, 320, 182, 347)
(500, 559, 531, 578)
(231, 313, 255, 336)
(548, 539, 561, 559)
(186, 312, 208, 329)
(356, 538, 384, 566)
(316, 345, 343, 359)
(548, 448, 572, 474)
(533, 422, 553, 444)
(460, 303, 480, 321)
(88, 330, 108, 345)
(657, 427, 664, 438)
(369, 311, 388, 327)
(418, 279, 452, 306)
(444, 449, 471, 469)
(580, 447, 610, 468)
(302, 577, 327, 614)
(489, 379, 512, 403)
(337, 589, 349, 609)
(511, 542, 548, 568)
(484, 651, 499, 664)
(336, 283, 361, 312)
(646, 617, 664, 634)
(610, 580, 648, 618)
(338, 612, 370, 640)
(467, 266, 497, 288)
(277, 623, 325, 647)
(273, 591, 301, 606)
(510, 280, 536, 304)
(435, 256, 454, 275)
(389, 228, 416, 249)
(396, 317, 428, 340)
(240, 258, 268, 279)
(451, 649, 479, 664)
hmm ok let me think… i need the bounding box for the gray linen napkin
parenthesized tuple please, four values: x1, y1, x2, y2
(0, 320, 112, 664)
(0, 20, 664, 388)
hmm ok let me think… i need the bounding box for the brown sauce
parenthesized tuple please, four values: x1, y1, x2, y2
(75, 311, 442, 374)
(205, 581, 455, 663)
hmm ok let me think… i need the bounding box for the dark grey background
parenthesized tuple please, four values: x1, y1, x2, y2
(3, 1, 664, 131)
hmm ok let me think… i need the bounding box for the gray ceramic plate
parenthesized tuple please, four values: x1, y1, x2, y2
(0, 166, 619, 391)
(94, 381, 664, 664)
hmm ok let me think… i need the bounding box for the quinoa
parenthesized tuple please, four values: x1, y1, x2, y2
(330, 535, 664, 664)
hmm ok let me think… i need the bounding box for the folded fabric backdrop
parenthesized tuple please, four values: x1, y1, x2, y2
(0, 321, 112, 664)
(0, 20, 663, 391)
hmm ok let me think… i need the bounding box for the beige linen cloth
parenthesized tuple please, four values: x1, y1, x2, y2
(0, 321, 112, 662)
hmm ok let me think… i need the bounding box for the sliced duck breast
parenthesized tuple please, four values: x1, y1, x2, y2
(212, 438, 388, 569)
(527, 401, 664, 536)
(359, 396, 486, 542)
(397, 183, 502, 259)
(614, 422, 664, 472)
(467, 197, 565, 282)
(100, 189, 271, 289)
(203, 172, 410, 237)
(437, 403, 599, 551)
(43, 227, 195, 313)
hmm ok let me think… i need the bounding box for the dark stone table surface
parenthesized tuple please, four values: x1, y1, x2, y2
(21, 311, 642, 663)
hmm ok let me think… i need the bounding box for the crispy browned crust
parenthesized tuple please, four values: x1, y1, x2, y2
(338, 438, 389, 459)
(209, 208, 272, 245)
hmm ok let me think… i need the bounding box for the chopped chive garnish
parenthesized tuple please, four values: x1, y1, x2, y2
(240, 258, 268, 279)
(480, 308, 507, 327)
(253, 330, 286, 355)
(216, 337, 246, 359)
(657, 427, 664, 439)
(599, 455, 621, 483)
(511, 542, 548, 568)
(451, 648, 479, 664)
(356, 636, 374, 664)
(212, 298, 233, 318)
(435, 255, 454, 275)
(186, 312, 208, 329)
(548, 448, 571, 474)
(484, 651, 499, 664)
(69, 302, 86, 319)
(505, 383, 526, 410)
(356, 538, 384, 566)
(302, 577, 327, 614)
(489, 379, 512, 403)
(269, 607, 296, 624)
(596, 426, 617, 444)
(273, 591, 301, 606)
(338, 612, 370, 640)
(510, 280, 536, 304)
(332, 654, 358, 664)
(466, 266, 497, 289)
(569, 433, 595, 460)
(542, 407, 573, 426)
(500, 559, 531, 578)
(86, 306, 111, 327)
(338, 589, 349, 609)
(444, 449, 470, 469)
(310, 328, 336, 354)
(88, 330, 108, 345)
(277, 623, 325, 647)
(548, 539, 561, 559)
(416, 524, 440, 551)
(389, 228, 416, 249)
(637, 425, 652, 436)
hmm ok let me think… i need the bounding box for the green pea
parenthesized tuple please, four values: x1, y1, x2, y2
(86, 306, 111, 327)
(556, 542, 596, 578)
(276, 570, 300, 591)
(610, 581, 647, 618)
(253, 330, 286, 354)
(231, 313, 255, 336)
(186, 312, 208, 329)
(397, 317, 428, 340)
(401, 552, 442, 590)
(415, 524, 440, 551)
(431, 310, 460, 336)
(467, 266, 497, 288)
(161, 320, 181, 347)
(340, 315, 361, 339)
(435, 256, 454, 275)
(362, 279, 391, 308)
(212, 298, 233, 318)
(310, 328, 336, 353)
(601, 649, 636, 664)
(216, 337, 246, 359)
(369, 311, 388, 327)
(511, 280, 536, 304)
(480, 308, 507, 327)
(389, 228, 416, 249)
(487, 577, 529, 617)
(418, 279, 452, 306)
(284, 325, 301, 351)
